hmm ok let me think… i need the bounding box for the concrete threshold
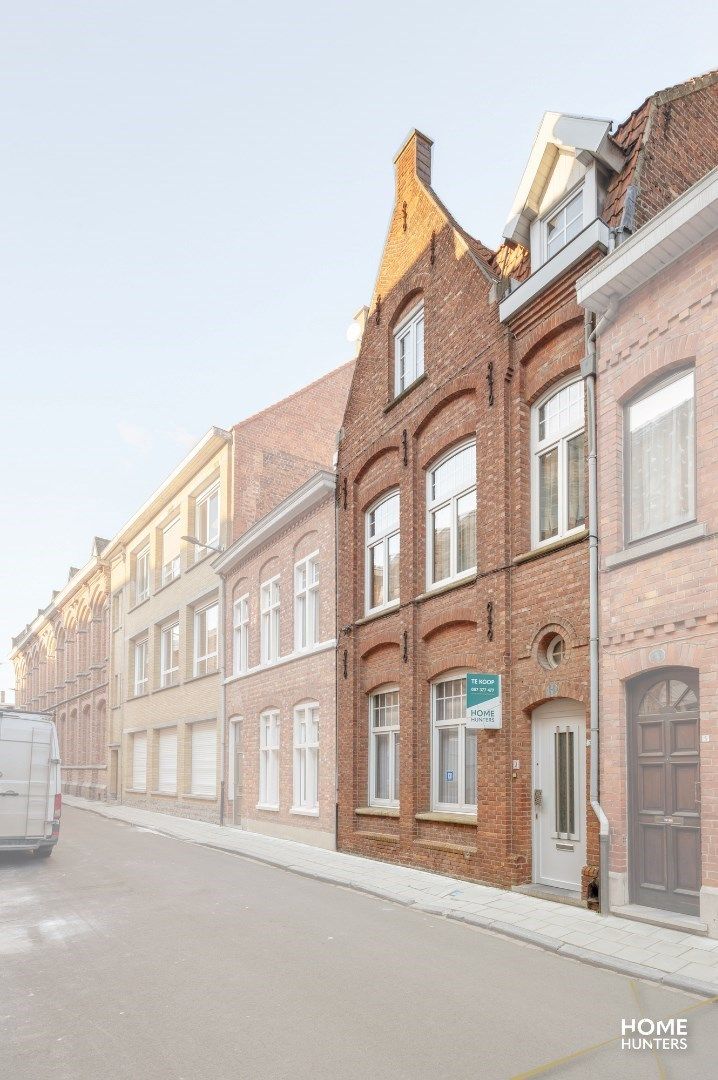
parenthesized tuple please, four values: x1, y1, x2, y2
(63, 796, 718, 1000)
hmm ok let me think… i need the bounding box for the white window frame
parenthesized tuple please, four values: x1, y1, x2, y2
(133, 639, 148, 697)
(132, 731, 147, 791)
(365, 490, 400, 615)
(541, 185, 584, 263)
(369, 686, 400, 809)
(625, 367, 696, 544)
(394, 302, 424, 396)
(292, 703, 319, 814)
(194, 483, 220, 561)
(161, 517, 181, 586)
(233, 594, 249, 675)
(157, 727, 178, 794)
(193, 602, 218, 677)
(531, 376, 586, 549)
(426, 441, 477, 589)
(294, 554, 320, 651)
(160, 622, 180, 688)
(135, 546, 150, 604)
(431, 672, 477, 815)
(260, 576, 281, 665)
(258, 709, 280, 810)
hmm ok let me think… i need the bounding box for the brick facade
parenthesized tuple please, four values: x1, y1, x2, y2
(588, 225, 718, 933)
(11, 543, 110, 800)
(220, 478, 339, 847)
(335, 131, 597, 892)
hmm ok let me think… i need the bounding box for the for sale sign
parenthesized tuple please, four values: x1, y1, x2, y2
(466, 674, 502, 729)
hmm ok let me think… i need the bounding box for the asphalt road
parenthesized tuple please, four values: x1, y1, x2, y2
(2, 807, 717, 1080)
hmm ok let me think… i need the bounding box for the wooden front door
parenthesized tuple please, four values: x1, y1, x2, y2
(629, 671, 701, 916)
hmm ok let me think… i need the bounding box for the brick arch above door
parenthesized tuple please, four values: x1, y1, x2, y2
(614, 640, 709, 682)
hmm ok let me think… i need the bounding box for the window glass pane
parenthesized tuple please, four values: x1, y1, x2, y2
(628, 372, 694, 540)
(374, 731, 390, 800)
(387, 532, 400, 602)
(438, 727, 459, 804)
(432, 444, 475, 502)
(465, 729, 477, 806)
(567, 433, 585, 531)
(432, 504, 451, 582)
(369, 542, 384, 608)
(415, 315, 424, 376)
(456, 489, 476, 573)
(370, 493, 399, 538)
(538, 448, 558, 542)
(393, 730, 400, 801)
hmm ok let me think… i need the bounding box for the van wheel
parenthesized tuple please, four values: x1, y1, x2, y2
(36, 846, 54, 858)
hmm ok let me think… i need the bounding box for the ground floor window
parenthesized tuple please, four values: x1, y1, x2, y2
(369, 688, 399, 807)
(190, 721, 216, 797)
(132, 731, 147, 791)
(157, 728, 178, 794)
(259, 710, 280, 808)
(432, 674, 476, 813)
(293, 703, 319, 811)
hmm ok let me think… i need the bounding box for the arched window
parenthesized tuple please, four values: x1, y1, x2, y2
(426, 442, 476, 587)
(638, 677, 698, 715)
(365, 490, 400, 613)
(626, 368, 695, 542)
(431, 672, 476, 814)
(369, 686, 400, 808)
(292, 702, 319, 813)
(394, 301, 424, 396)
(531, 378, 585, 546)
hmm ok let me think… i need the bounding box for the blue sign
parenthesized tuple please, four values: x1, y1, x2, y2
(445, 770, 454, 782)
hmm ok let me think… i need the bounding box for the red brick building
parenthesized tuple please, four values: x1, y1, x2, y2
(578, 168, 718, 936)
(216, 365, 353, 844)
(336, 72, 718, 904)
(217, 471, 340, 847)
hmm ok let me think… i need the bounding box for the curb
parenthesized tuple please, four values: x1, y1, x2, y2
(64, 798, 717, 999)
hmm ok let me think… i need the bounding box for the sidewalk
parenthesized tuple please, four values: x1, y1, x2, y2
(65, 796, 718, 999)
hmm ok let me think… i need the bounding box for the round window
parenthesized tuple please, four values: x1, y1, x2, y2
(545, 634, 565, 669)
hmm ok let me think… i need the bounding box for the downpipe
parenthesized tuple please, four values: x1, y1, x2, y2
(581, 303, 617, 914)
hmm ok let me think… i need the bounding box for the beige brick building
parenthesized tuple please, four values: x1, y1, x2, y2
(578, 168, 718, 935)
(104, 428, 233, 822)
(11, 540, 110, 799)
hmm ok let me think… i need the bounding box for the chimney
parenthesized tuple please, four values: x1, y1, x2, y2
(394, 129, 433, 191)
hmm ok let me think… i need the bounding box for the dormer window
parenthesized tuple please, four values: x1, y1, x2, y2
(394, 303, 424, 396)
(544, 187, 583, 261)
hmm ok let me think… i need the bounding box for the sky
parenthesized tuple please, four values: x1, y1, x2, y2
(1, 1, 716, 693)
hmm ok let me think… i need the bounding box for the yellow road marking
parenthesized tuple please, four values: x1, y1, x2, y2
(509, 994, 718, 1080)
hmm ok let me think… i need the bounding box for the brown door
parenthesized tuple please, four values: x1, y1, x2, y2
(629, 671, 701, 916)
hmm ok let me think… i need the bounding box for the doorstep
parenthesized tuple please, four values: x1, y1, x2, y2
(512, 883, 585, 908)
(612, 903, 709, 937)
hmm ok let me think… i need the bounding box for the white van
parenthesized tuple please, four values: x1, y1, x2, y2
(0, 710, 62, 857)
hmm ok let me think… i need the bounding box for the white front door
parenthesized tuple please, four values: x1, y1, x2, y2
(532, 699, 586, 891)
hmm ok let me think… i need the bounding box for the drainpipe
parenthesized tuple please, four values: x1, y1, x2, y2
(581, 301, 617, 914)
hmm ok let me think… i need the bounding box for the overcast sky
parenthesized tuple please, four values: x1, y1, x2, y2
(2, 2, 716, 692)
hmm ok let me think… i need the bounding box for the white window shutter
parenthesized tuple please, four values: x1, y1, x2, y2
(132, 732, 147, 790)
(191, 722, 217, 797)
(158, 728, 177, 794)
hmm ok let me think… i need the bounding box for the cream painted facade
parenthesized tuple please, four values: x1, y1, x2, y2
(106, 427, 233, 822)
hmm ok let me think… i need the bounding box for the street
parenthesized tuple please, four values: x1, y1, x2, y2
(2, 807, 717, 1080)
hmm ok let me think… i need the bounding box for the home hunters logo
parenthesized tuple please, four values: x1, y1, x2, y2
(621, 1017, 688, 1051)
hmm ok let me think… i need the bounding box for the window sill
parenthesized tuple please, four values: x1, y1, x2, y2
(128, 596, 151, 613)
(356, 805, 399, 818)
(290, 806, 319, 817)
(383, 372, 427, 414)
(513, 528, 588, 565)
(415, 811, 477, 826)
(605, 521, 706, 569)
(155, 575, 181, 595)
(150, 790, 178, 797)
(185, 669, 219, 684)
(125, 788, 147, 794)
(186, 549, 217, 573)
(182, 793, 218, 801)
(154, 680, 181, 694)
(130, 691, 149, 701)
(255, 803, 279, 812)
(355, 603, 400, 627)
(414, 573, 477, 604)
